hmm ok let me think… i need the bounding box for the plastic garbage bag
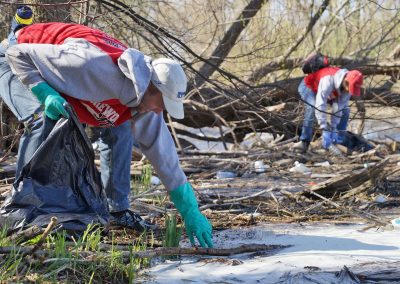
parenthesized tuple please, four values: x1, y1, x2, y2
(342, 131, 374, 152)
(0, 107, 109, 232)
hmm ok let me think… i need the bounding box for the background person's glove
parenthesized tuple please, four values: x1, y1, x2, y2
(322, 130, 333, 149)
(331, 131, 339, 144)
(170, 182, 213, 248)
(332, 130, 346, 145)
(31, 82, 69, 120)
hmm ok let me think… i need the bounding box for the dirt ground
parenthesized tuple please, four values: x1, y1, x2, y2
(138, 222, 400, 283)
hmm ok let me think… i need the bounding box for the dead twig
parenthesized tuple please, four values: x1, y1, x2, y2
(27, 216, 58, 255)
(199, 188, 276, 211)
(7, 225, 43, 244)
(305, 190, 389, 226)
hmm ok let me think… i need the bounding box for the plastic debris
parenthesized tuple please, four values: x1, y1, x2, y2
(374, 194, 387, 203)
(216, 171, 236, 179)
(254, 160, 269, 173)
(314, 161, 330, 167)
(328, 144, 343, 156)
(150, 176, 161, 185)
(289, 161, 312, 175)
(364, 162, 377, 168)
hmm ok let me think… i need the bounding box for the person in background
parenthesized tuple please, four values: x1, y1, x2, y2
(1, 19, 213, 248)
(293, 64, 365, 154)
(8, 5, 33, 47)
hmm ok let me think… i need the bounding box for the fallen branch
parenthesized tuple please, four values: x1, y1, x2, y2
(305, 190, 390, 226)
(181, 149, 250, 157)
(0, 243, 289, 259)
(200, 188, 276, 210)
(305, 158, 389, 197)
(7, 225, 43, 244)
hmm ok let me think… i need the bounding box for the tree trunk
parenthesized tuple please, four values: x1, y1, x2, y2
(194, 0, 266, 87)
(249, 0, 330, 83)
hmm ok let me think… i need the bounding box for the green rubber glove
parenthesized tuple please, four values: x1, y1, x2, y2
(31, 82, 69, 120)
(170, 182, 213, 248)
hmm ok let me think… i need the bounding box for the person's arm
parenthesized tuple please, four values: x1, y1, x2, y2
(132, 112, 187, 190)
(6, 39, 129, 104)
(315, 76, 335, 130)
(5, 43, 45, 88)
(132, 112, 213, 248)
(331, 92, 351, 131)
(6, 43, 71, 120)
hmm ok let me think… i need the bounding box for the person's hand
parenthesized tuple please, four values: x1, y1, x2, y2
(183, 207, 213, 248)
(322, 130, 332, 149)
(170, 182, 213, 248)
(31, 82, 69, 120)
(43, 94, 69, 120)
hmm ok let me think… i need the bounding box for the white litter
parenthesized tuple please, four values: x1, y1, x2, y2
(150, 176, 161, 185)
(374, 194, 387, 203)
(289, 161, 312, 175)
(254, 160, 269, 173)
(216, 171, 236, 179)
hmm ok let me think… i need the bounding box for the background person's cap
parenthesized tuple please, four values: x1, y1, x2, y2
(151, 58, 187, 119)
(15, 5, 33, 24)
(346, 70, 363, 96)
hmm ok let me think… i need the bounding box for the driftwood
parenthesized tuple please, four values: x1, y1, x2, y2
(304, 190, 389, 227)
(199, 188, 276, 210)
(279, 264, 400, 283)
(7, 225, 43, 244)
(0, 244, 289, 259)
(304, 158, 389, 198)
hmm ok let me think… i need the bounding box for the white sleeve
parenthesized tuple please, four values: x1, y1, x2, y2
(315, 76, 335, 130)
(6, 39, 136, 104)
(5, 43, 45, 88)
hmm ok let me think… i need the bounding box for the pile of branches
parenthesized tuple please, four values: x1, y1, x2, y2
(1, 0, 400, 147)
(124, 138, 400, 230)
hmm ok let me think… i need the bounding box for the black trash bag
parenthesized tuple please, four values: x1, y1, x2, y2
(0, 107, 110, 232)
(341, 131, 374, 153)
(301, 52, 330, 74)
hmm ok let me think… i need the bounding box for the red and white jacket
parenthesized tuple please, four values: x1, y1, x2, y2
(7, 22, 152, 127)
(302, 66, 350, 130)
(6, 22, 187, 191)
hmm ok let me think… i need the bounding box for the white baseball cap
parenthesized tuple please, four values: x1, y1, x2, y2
(151, 58, 187, 119)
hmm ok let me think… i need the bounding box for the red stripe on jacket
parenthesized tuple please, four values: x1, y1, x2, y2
(304, 66, 340, 98)
(18, 22, 132, 127)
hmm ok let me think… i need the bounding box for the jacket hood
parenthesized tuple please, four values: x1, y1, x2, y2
(334, 68, 348, 90)
(118, 48, 153, 104)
